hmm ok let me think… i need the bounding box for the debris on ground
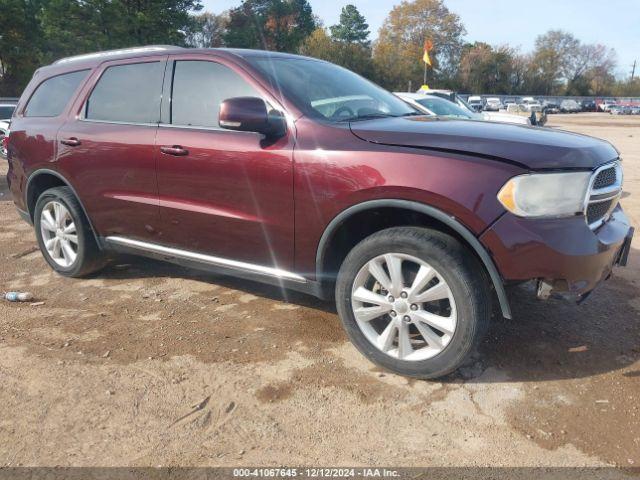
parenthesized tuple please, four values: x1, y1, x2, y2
(4, 291, 34, 302)
(568, 345, 589, 352)
(170, 396, 211, 427)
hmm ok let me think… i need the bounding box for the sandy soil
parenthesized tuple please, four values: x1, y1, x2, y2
(0, 113, 638, 468)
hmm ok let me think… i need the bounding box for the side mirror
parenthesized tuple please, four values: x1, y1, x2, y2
(219, 96, 286, 138)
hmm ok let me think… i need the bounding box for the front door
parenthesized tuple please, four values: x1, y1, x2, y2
(56, 58, 166, 240)
(155, 55, 295, 271)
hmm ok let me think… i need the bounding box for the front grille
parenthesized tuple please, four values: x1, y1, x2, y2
(587, 201, 613, 225)
(585, 162, 622, 229)
(593, 167, 617, 189)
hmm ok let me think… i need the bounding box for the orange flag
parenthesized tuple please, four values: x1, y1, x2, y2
(423, 39, 433, 66)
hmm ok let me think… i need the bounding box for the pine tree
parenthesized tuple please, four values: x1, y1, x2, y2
(329, 4, 370, 46)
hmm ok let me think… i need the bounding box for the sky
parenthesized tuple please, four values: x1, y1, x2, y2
(200, 0, 640, 78)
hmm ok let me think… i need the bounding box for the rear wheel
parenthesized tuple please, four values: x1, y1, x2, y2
(34, 186, 106, 277)
(335, 227, 491, 379)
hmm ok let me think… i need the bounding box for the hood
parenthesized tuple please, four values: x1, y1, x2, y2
(482, 111, 530, 125)
(349, 116, 618, 170)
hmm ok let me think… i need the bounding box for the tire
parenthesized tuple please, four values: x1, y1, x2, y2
(335, 226, 491, 379)
(34, 186, 106, 277)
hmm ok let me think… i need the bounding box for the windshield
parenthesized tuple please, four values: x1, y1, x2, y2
(245, 57, 418, 122)
(0, 106, 15, 119)
(416, 97, 475, 119)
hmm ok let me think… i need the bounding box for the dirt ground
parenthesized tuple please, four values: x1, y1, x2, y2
(0, 113, 638, 468)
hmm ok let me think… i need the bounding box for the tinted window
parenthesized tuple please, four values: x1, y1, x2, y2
(86, 62, 163, 123)
(0, 105, 15, 119)
(170, 61, 259, 128)
(25, 70, 87, 117)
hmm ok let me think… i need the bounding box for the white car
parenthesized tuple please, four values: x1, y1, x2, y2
(520, 97, 542, 112)
(467, 95, 483, 112)
(599, 101, 617, 112)
(0, 120, 9, 158)
(395, 92, 531, 126)
(484, 97, 502, 111)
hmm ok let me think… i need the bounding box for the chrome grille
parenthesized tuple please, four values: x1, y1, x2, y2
(584, 162, 622, 229)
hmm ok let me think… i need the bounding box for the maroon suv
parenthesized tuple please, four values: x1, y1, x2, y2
(5, 47, 633, 378)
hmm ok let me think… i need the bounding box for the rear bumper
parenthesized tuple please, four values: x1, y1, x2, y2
(480, 205, 632, 299)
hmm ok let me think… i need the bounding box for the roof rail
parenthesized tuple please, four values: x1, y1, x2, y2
(54, 46, 182, 65)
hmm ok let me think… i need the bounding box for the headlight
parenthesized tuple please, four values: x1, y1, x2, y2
(497, 171, 591, 217)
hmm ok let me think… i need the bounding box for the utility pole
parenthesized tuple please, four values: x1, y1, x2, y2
(632, 60, 637, 82)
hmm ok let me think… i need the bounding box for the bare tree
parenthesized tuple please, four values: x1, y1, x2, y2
(186, 12, 228, 48)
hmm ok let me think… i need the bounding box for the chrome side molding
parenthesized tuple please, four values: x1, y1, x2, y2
(105, 236, 307, 283)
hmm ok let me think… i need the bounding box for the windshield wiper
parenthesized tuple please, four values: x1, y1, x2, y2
(339, 112, 398, 122)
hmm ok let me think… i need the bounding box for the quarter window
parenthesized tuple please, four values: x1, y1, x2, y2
(86, 62, 164, 123)
(25, 70, 88, 117)
(170, 61, 259, 128)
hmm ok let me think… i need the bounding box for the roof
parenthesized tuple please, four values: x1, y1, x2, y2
(394, 92, 433, 99)
(51, 45, 315, 68)
(53, 45, 182, 65)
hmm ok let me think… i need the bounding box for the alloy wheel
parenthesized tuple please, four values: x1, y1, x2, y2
(351, 253, 457, 361)
(40, 201, 78, 267)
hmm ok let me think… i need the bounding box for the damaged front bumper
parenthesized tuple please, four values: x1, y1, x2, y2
(480, 205, 633, 302)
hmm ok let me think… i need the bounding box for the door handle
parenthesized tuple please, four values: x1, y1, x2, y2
(160, 145, 189, 156)
(61, 137, 81, 147)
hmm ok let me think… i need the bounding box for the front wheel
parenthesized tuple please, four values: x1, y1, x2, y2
(335, 227, 491, 379)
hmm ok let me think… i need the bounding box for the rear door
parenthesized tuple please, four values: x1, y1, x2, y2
(56, 56, 167, 240)
(154, 54, 295, 271)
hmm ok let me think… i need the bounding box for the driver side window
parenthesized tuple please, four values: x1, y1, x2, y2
(170, 60, 260, 129)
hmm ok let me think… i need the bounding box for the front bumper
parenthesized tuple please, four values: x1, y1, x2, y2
(480, 205, 633, 299)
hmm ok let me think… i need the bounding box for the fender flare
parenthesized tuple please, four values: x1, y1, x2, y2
(315, 199, 512, 319)
(25, 168, 101, 246)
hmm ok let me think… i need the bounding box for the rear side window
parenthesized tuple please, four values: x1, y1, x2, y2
(25, 70, 88, 117)
(170, 61, 259, 128)
(86, 62, 164, 123)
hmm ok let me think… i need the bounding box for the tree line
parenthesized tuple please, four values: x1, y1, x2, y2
(1, 0, 638, 97)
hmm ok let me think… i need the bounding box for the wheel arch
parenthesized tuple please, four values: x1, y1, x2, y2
(26, 169, 101, 246)
(315, 199, 512, 319)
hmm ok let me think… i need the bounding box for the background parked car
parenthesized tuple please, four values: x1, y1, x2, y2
(520, 97, 542, 112)
(609, 105, 624, 115)
(467, 95, 483, 111)
(599, 101, 617, 112)
(581, 100, 597, 112)
(0, 120, 9, 158)
(560, 99, 581, 113)
(484, 97, 502, 111)
(396, 92, 531, 125)
(0, 103, 16, 120)
(610, 105, 632, 115)
(543, 101, 560, 114)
